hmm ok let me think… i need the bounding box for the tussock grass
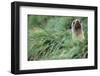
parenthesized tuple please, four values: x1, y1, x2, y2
(28, 15, 88, 61)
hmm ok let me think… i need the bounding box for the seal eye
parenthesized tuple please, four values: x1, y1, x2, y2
(73, 21, 75, 25)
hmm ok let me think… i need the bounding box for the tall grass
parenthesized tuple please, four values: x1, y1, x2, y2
(28, 15, 88, 61)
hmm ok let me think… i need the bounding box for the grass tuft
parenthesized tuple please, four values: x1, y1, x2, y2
(28, 15, 88, 61)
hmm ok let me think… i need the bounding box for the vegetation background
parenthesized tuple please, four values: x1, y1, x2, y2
(28, 15, 88, 61)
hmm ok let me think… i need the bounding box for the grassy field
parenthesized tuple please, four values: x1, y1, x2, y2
(28, 15, 88, 61)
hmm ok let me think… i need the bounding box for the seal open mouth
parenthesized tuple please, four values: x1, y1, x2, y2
(75, 21, 81, 31)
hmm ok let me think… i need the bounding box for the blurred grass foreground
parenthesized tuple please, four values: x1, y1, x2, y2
(28, 15, 88, 61)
